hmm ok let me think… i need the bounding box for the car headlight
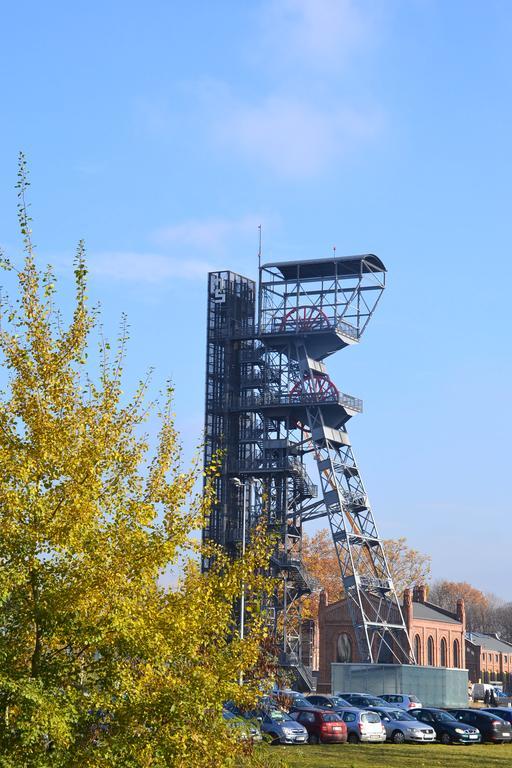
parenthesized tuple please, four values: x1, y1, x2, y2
(409, 728, 425, 736)
(454, 728, 467, 734)
(282, 727, 294, 735)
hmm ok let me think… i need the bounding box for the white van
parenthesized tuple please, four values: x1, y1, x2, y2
(471, 683, 495, 701)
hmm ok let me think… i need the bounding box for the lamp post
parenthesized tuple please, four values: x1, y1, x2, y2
(232, 477, 248, 641)
(232, 476, 252, 684)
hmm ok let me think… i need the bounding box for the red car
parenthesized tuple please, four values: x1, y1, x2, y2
(291, 707, 348, 744)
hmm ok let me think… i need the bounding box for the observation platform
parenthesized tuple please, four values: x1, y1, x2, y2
(220, 318, 360, 359)
(234, 390, 362, 429)
(259, 319, 358, 360)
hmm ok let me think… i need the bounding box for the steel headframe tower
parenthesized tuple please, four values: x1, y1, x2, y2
(202, 254, 414, 689)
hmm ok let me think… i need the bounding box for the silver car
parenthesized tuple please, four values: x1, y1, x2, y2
(370, 707, 436, 743)
(253, 706, 309, 745)
(222, 709, 262, 742)
(337, 708, 386, 744)
(380, 693, 423, 710)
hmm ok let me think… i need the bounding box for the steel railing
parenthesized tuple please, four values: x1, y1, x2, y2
(221, 316, 359, 340)
(238, 390, 363, 412)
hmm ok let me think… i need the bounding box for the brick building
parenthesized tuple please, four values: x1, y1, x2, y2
(316, 585, 466, 692)
(465, 631, 512, 689)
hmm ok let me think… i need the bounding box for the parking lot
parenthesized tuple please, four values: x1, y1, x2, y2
(272, 742, 512, 768)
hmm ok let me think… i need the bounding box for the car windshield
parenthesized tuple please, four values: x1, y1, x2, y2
(365, 697, 388, 707)
(409, 695, 420, 702)
(266, 709, 287, 722)
(361, 712, 381, 724)
(331, 696, 349, 707)
(389, 710, 415, 722)
(292, 696, 310, 707)
(433, 711, 457, 723)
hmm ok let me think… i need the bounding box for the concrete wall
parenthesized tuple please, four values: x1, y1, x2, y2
(331, 663, 468, 708)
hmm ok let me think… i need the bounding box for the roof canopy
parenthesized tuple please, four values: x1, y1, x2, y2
(261, 254, 386, 280)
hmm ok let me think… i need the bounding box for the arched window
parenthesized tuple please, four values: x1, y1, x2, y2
(427, 636, 435, 666)
(453, 639, 460, 668)
(414, 635, 422, 664)
(440, 637, 447, 667)
(336, 633, 352, 663)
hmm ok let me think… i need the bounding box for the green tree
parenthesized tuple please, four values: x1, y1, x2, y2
(0, 156, 276, 768)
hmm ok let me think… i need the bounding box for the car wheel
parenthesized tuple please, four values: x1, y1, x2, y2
(268, 732, 280, 745)
(309, 734, 319, 745)
(392, 730, 406, 744)
(440, 732, 452, 745)
(348, 732, 360, 744)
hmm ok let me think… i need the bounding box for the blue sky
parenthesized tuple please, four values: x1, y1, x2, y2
(1, 1, 511, 597)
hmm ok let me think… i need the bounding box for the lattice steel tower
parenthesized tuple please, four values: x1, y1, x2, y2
(203, 255, 414, 689)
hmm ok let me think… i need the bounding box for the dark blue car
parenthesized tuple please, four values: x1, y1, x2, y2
(447, 708, 512, 743)
(483, 706, 512, 726)
(409, 707, 480, 744)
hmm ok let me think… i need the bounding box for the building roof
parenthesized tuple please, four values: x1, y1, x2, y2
(261, 254, 386, 280)
(412, 601, 461, 625)
(320, 595, 462, 626)
(466, 632, 512, 654)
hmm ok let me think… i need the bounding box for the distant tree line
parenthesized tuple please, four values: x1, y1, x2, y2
(428, 581, 512, 641)
(303, 531, 511, 642)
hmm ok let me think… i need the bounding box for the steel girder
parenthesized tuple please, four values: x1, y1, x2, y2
(293, 338, 414, 664)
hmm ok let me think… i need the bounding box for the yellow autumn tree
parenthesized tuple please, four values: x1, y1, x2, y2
(0, 156, 279, 768)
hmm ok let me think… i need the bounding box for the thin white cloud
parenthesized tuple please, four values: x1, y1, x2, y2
(85, 212, 269, 283)
(135, 2, 382, 180)
(259, 0, 369, 72)
(217, 96, 381, 178)
(153, 214, 264, 251)
(198, 0, 383, 178)
(89, 252, 214, 283)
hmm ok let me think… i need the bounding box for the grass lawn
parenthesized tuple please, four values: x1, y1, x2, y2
(272, 742, 512, 767)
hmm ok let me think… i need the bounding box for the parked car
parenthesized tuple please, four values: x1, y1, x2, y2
(379, 693, 422, 710)
(368, 707, 436, 743)
(291, 707, 347, 744)
(335, 707, 386, 744)
(409, 707, 480, 744)
(225, 700, 308, 745)
(306, 693, 352, 710)
(483, 707, 512, 726)
(446, 708, 512, 744)
(268, 690, 319, 712)
(336, 692, 390, 709)
(222, 709, 262, 742)
(250, 706, 309, 745)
